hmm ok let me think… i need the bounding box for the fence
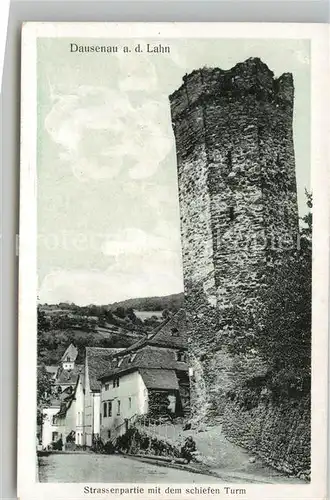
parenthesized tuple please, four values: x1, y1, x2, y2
(134, 415, 182, 446)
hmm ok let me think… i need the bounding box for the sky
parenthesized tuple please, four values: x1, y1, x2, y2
(37, 37, 310, 306)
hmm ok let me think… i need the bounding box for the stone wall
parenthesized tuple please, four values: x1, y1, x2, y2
(222, 393, 311, 479)
(169, 58, 300, 423)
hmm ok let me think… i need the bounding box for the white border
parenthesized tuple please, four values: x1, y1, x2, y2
(18, 22, 329, 500)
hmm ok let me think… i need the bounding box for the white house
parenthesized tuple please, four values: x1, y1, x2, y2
(100, 370, 149, 442)
(84, 347, 124, 447)
(41, 400, 62, 448)
(98, 310, 190, 443)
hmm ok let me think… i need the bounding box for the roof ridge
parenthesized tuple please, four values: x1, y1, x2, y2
(85, 346, 123, 354)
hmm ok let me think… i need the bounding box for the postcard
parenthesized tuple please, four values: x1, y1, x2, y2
(18, 22, 328, 500)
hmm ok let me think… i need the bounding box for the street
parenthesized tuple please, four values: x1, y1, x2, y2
(38, 453, 223, 483)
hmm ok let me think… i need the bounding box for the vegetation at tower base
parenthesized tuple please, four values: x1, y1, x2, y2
(169, 58, 311, 478)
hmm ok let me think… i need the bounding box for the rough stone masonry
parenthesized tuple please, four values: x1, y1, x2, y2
(169, 58, 300, 422)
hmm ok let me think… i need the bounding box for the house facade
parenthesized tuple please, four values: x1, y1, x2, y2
(100, 370, 148, 441)
(41, 400, 61, 448)
(53, 370, 85, 446)
(98, 310, 190, 443)
(84, 347, 124, 447)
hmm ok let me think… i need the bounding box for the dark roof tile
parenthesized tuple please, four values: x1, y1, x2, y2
(86, 347, 123, 391)
(139, 369, 179, 390)
(54, 364, 83, 386)
(111, 309, 187, 357)
(99, 345, 188, 380)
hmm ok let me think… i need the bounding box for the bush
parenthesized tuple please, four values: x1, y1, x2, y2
(115, 427, 181, 458)
(103, 440, 116, 454)
(52, 438, 63, 450)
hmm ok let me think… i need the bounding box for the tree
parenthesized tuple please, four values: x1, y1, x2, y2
(162, 309, 171, 320)
(37, 365, 53, 426)
(37, 309, 50, 356)
(114, 306, 126, 319)
(37, 365, 53, 404)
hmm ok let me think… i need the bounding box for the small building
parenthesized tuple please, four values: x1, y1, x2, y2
(98, 309, 190, 443)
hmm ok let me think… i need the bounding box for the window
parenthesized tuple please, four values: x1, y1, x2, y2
(113, 379, 116, 388)
(100, 413, 102, 424)
(103, 402, 107, 418)
(108, 430, 111, 439)
(128, 397, 132, 409)
(176, 351, 186, 362)
(117, 400, 121, 415)
(52, 432, 58, 442)
(108, 401, 112, 417)
(105, 383, 109, 391)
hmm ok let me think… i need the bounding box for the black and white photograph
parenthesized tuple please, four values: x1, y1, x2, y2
(17, 22, 328, 500)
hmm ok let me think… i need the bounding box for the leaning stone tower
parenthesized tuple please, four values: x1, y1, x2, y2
(169, 58, 299, 422)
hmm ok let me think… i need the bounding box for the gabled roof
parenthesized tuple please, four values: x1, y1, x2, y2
(86, 347, 124, 391)
(55, 370, 85, 418)
(61, 343, 78, 362)
(98, 310, 188, 382)
(147, 309, 187, 349)
(111, 309, 187, 357)
(139, 369, 179, 390)
(54, 364, 84, 386)
(99, 344, 188, 381)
